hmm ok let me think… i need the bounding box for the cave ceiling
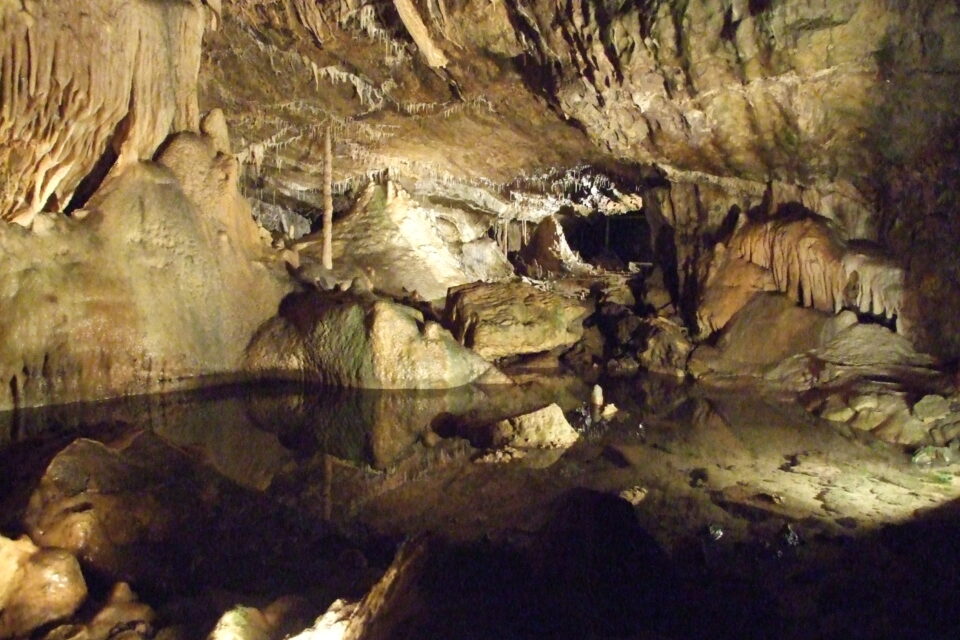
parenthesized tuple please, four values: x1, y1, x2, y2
(201, 0, 960, 229)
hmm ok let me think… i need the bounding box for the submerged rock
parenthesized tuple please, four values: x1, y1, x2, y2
(0, 534, 87, 638)
(246, 291, 508, 389)
(19, 431, 338, 593)
(444, 281, 591, 361)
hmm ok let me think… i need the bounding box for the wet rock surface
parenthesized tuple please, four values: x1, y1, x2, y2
(245, 291, 507, 389)
(0, 534, 87, 638)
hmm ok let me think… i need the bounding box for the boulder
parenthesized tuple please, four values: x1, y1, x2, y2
(689, 293, 834, 380)
(0, 535, 87, 638)
(245, 291, 509, 389)
(486, 404, 579, 449)
(444, 281, 591, 360)
(913, 395, 951, 423)
(20, 432, 329, 592)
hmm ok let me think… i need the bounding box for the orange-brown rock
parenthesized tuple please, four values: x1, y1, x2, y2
(0, 534, 87, 638)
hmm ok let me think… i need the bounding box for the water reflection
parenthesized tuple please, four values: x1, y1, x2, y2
(0, 377, 588, 488)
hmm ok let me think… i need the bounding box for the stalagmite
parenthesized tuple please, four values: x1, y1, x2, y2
(323, 125, 334, 270)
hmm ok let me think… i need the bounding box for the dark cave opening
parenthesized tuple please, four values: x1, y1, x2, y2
(558, 210, 653, 270)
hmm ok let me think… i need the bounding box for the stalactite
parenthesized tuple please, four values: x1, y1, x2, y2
(726, 217, 905, 330)
(392, 0, 449, 68)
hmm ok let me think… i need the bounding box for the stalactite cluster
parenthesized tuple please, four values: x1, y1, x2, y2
(726, 217, 906, 331)
(0, 0, 211, 226)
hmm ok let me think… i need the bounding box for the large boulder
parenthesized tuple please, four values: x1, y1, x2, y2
(245, 291, 509, 389)
(689, 293, 837, 381)
(766, 323, 938, 391)
(19, 432, 331, 592)
(443, 281, 591, 361)
(0, 534, 87, 638)
(296, 181, 513, 302)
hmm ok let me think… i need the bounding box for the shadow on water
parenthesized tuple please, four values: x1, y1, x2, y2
(376, 489, 960, 640)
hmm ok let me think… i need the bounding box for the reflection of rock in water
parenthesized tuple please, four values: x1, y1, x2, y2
(0, 379, 589, 487)
(0, 388, 293, 491)
(245, 386, 484, 469)
(244, 379, 588, 470)
(14, 431, 356, 595)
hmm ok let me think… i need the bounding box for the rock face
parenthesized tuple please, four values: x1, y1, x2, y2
(0, 0, 212, 226)
(697, 243, 778, 336)
(245, 292, 508, 389)
(0, 534, 87, 638)
(517, 216, 594, 278)
(0, 128, 287, 410)
(444, 281, 592, 360)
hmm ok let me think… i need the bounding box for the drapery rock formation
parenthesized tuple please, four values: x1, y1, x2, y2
(0, 0, 213, 226)
(698, 214, 908, 336)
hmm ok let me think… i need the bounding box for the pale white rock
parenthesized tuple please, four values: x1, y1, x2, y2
(297, 181, 511, 302)
(489, 404, 579, 449)
(618, 486, 648, 505)
(208, 607, 272, 640)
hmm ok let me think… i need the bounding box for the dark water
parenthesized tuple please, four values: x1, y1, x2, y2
(0, 378, 587, 481)
(2, 378, 960, 639)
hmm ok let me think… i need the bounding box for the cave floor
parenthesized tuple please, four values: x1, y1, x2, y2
(3, 377, 960, 639)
